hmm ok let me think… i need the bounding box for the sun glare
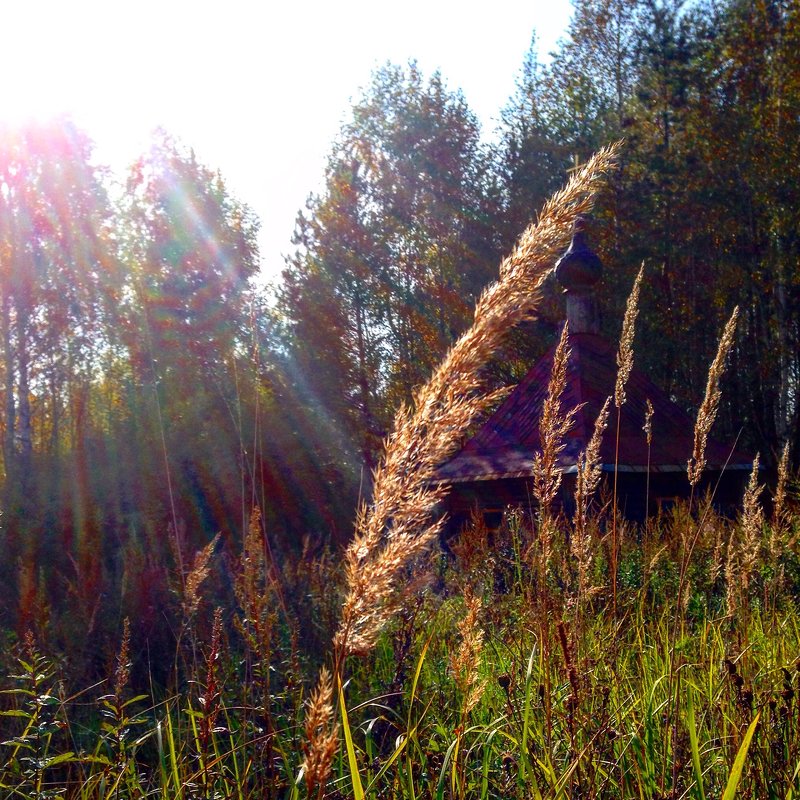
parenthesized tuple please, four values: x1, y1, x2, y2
(1, 0, 573, 279)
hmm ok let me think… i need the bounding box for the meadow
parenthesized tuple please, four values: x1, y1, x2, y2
(2, 486, 798, 798)
(1, 147, 798, 800)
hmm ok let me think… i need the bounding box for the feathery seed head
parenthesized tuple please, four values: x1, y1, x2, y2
(333, 142, 621, 659)
(302, 666, 339, 796)
(573, 396, 611, 583)
(451, 587, 487, 718)
(307, 146, 623, 790)
(615, 264, 643, 408)
(113, 617, 131, 698)
(739, 454, 763, 585)
(184, 534, 219, 618)
(772, 441, 790, 543)
(643, 398, 654, 446)
(687, 307, 739, 487)
(534, 322, 580, 516)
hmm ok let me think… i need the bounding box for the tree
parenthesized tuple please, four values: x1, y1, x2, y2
(498, 0, 800, 468)
(0, 117, 116, 522)
(282, 63, 501, 471)
(122, 131, 260, 383)
(114, 132, 262, 547)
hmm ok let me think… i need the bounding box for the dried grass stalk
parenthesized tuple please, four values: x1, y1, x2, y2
(335, 142, 621, 658)
(726, 455, 763, 616)
(725, 528, 738, 617)
(534, 323, 580, 516)
(113, 617, 131, 698)
(709, 520, 726, 584)
(451, 586, 488, 718)
(234, 507, 279, 669)
(304, 143, 621, 789)
(302, 666, 339, 797)
(183, 534, 219, 618)
(643, 398, 654, 445)
(572, 396, 611, 598)
(614, 265, 644, 408)
(771, 442, 790, 557)
(530, 323, 580, 579)
(687, 307, 740, 487)
(739, 454, 763, 589)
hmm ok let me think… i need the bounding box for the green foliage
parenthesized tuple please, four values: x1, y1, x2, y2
(281, 62, 503, 468)
(0, 633, 74, 799)
(0, 0, 800, 797)
(498, 0, 800, 461)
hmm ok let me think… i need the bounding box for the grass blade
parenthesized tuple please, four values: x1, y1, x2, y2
(519, 643, 536, 787)
(722, 712, 760, 800)
(339, 677, 365, 800)
(687, 689, 706, 800)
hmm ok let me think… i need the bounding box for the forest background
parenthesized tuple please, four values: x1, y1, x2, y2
(0, 0, 798, 677)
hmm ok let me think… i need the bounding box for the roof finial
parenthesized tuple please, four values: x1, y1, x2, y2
(555, 216, 603, 334)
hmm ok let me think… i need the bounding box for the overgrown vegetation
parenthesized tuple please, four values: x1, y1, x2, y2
(1, 141, 798, 800)
(1, 2, 799, 797)
(1, 490, 799, 798)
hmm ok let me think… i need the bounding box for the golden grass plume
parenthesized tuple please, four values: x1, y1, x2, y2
(572, 395, 611, 598)
(534, 322, 580, 514)
(532, 322, 581, 571)
(450, 586, 488, 719)
(334, 142, 621, 659)
(301, 665, 339, 798)
(614, 264, 644, 408)
(687, 307, 740, 487)
(772, 441, 790, 554)
(643, 398, 654, 446)
(303, 142, 621, 794)
(739, 454, 764, 589)
(183, 534, 219, 618)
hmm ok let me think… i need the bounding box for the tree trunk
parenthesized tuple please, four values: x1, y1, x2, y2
(16, 301, 32, 478)
(1, 288, 15, 478)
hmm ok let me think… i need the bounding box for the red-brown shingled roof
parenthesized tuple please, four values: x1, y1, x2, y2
(434, 331, 752, 484)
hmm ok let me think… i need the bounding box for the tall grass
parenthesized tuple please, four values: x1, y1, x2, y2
(1, 143, 798, 798)
(6, 502, 799, 798)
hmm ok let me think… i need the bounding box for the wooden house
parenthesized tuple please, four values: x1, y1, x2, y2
(433, 220, 752, 531)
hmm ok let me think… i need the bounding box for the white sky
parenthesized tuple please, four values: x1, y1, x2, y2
(1, 0, 573, 283)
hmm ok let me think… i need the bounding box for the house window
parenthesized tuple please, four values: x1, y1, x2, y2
(482, 507, 504, 531)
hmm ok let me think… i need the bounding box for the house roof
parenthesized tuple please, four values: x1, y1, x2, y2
(433, 331, 752, 484)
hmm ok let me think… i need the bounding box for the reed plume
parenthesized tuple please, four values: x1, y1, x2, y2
(451, 586, 487, 719)
(533, 323, 581, 573)
(534, 323, 578, 514)
(183, 534, 219, 618)
(611, 266, 643, 612)
(725, 527, 738, 617)
(572, 396, 611, 601)
(301, 665, 339, 799)
(739, 454, 763, 590)
(724, 457, 762, 618)
(643, 397, 654, 531)
(234, 507, 280, 718)
(772, 442, 790, 556)
(303, 143, 620, 793)
(334, 142, 620, 659)
(687, 307, 740, 487)
(676, 308, 740, 627)
(614, 264, 643, 408)
(643, 398, 654, 446)
(709, 519, 726, 584)
(574, 396, 611, 523)
(113, 617, 131, 698)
